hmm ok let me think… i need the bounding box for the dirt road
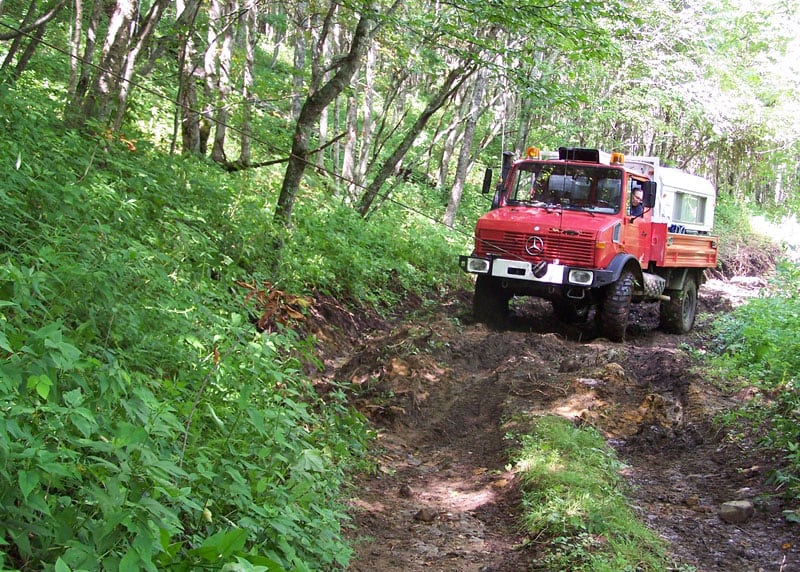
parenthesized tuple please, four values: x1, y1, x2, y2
(324, 278, 798, 571)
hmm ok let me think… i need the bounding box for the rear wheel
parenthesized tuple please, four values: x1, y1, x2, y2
(660, 275, 698, 334)
(598, 270, 634, 342)
(473, 275, 509, 326)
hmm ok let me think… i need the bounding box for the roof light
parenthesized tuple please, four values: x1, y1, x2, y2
(611, 152, 625, 165)
(526, 146, 540, 159)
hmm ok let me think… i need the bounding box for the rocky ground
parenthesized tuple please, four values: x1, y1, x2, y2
(312, 268, 798, 571)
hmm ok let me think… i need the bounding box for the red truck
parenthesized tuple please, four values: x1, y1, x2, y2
(459, 146, 719, 341)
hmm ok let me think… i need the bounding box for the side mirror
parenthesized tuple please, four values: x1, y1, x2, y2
(482, 168, 493, 194)
(642, 180, 657, 208)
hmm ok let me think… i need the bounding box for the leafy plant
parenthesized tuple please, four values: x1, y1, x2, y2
(0, 83, 373, 571)
(709, 261, 800, 502)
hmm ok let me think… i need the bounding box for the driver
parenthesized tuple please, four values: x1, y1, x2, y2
(630, 186, 644, 217)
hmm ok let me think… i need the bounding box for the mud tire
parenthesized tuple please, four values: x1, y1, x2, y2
(598, 270, 634, 342)
(473, 275, 509, 327)
(660, 275, 698, 334)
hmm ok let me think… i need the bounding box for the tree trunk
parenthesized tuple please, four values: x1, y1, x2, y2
(196, 0, 219, 154)
(112, 0, 170, 130)
(12, 22, 46, 78)
(210, 0, 237, 163)
(1, 0, 37, 73)
(174, 0, 202, 154)
(238, 0, 257, 166)
(273, 4, 383, 230)
(65, 0, 103, 126)
(0, 0, 66, 43)
(291, 1, 308, 121)
(444, 67, 487, 227)
(80, 0, 136, 125)
(357, 65, 471, 217)
(341, 93, 358, 196)
(67, 0, 83, 98)
(436, 92, 466, 190)
(354, 43, 377, 189)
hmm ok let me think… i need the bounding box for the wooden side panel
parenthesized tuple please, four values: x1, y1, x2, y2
(659, 231, 719, 268)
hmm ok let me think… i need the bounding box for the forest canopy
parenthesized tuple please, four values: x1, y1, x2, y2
(0, 0, 798, 232)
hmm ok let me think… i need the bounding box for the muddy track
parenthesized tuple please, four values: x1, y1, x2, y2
(325, 279, 799, 571)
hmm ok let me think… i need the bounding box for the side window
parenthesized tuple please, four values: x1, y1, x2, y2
(673, 193, 706, 224)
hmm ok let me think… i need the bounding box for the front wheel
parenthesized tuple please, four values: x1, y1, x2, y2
(598, 270, 634, 342)
(473, 275, 509, 327)
(660, 275, 698, 334)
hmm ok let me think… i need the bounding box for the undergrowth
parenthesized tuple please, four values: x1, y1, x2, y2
(709, 261, 800, 508)
(0, 78, 462, 570)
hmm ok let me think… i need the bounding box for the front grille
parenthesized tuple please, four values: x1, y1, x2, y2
(476, 230, 595, 267)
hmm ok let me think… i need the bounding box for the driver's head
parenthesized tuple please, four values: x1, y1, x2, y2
(632, 189, 643, 204)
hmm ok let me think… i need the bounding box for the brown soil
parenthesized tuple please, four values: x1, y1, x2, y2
(312, 249, 798, 571)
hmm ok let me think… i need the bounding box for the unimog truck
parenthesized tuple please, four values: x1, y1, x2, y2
(458, 146, 719, 341)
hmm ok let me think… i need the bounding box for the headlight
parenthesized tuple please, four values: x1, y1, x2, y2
(466, 257, 491, 273)
(568, 269, 593, 286)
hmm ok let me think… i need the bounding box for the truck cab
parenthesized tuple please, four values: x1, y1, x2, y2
(459, 146, 719, 341)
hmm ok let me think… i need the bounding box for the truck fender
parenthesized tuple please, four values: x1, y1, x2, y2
(605, 254, 643, 285)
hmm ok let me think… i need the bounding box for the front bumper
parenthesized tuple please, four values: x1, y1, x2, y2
(458, 255, 617, 288)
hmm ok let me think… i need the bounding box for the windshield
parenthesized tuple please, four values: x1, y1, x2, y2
(508, 163, 623, 214)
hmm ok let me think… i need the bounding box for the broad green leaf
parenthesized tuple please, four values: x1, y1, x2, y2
(292, 449, 326, 474)
(26, 374, 52, 399)
(0, 330, 12, 352)
(45, 337, 82, 369)
(194, 528, 249, 562)
(18, 469, 40, 501)
(119, 548, 140, 572)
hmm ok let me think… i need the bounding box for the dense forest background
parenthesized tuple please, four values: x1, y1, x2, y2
(1, 0, 799, 570)
(2, 0, 799, 228)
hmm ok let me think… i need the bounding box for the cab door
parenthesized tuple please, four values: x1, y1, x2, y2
(621, 177, 652, 265)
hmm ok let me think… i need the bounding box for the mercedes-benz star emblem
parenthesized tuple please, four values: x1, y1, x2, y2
(526, 235, 544, 256)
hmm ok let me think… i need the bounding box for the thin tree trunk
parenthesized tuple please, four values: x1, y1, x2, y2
(13, 22, 46, 78)
(341, 93, 357, 195)
(1, 0, 37, 72)
(200, 0, 221, 154)
(357, 65, 472, 217)
(0, 0, 66, 42)
(67, 0, 83, 98)
(174, 0, 202, 154)
(112, 0, 170, 130)
(274, 3, 387, 230)
(436, 91, 466, 190)
(354, 43, 377, 188)
(238, 0, 257, 165)
(81, 0, 136, 124)
(444, 67, 487, 227)
(64, 0, 102, 126)
(291, 1, 308, 120)
(210, 0, 237, 163)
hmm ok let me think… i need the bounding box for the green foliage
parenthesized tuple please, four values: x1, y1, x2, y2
(282, 184, 467, 310)
(709, 261, 800, 500)
(515, 416, 672, 571)
(0, 84, 371, 571)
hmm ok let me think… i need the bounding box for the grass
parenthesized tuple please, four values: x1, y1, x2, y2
(514, 415, 684, 571)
